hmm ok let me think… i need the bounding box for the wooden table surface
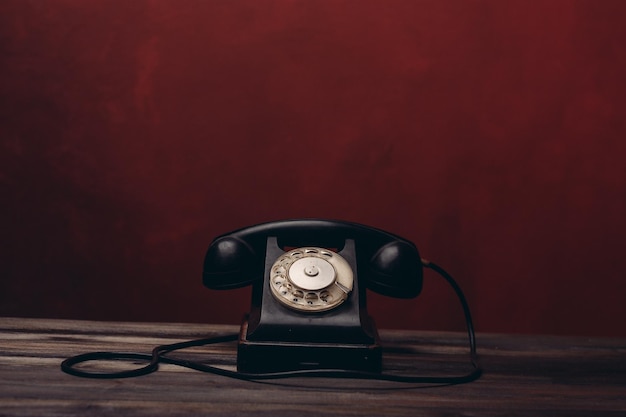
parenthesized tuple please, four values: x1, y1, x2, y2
(1, 317, 625, 416)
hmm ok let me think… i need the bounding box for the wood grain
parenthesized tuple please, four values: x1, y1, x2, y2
(1, 317, 625, 416)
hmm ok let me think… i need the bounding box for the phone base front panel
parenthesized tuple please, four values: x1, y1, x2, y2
(237, 318, 382, 373)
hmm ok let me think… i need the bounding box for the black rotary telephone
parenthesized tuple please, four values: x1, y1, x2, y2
(203, 219, 424, 373)
(62, 219, 481, 383)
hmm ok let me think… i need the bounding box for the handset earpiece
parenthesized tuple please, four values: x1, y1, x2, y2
(203, 236, 259, 289)
(368, 240, 423, 298)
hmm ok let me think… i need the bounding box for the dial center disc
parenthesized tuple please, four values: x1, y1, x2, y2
(288, 257, 335, 290)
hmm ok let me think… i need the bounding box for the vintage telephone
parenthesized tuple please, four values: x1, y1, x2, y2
(203, 219, 423, 373)
(62, 219, 481, 383)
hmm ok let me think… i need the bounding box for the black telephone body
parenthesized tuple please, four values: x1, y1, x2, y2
(203, 219, 423, 374)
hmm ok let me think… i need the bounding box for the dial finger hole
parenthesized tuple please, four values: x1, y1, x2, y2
(273, 266, 286, 275)
(279, 284, 292, 295)
(305, 292, 318, 305)
(319, 290, 332, 303)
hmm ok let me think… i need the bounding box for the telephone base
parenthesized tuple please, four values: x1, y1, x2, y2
(237, 318, 383, 374)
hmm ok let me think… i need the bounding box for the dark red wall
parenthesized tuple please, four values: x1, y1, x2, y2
(1, 0, 625, 337)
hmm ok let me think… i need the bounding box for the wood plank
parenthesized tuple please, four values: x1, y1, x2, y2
(1, 317, 625, 416)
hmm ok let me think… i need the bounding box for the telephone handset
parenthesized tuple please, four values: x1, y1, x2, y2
(202, 219, 423, 373)
(61, 219, 481, 384)
(203, 219, 423, 297)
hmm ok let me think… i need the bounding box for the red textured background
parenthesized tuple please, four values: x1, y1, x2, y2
(1, 0, 625, 337)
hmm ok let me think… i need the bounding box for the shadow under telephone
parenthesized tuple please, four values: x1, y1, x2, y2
(62, 219, 481, 384)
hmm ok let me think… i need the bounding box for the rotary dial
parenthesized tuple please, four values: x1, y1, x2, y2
(269, 247, 353, 312)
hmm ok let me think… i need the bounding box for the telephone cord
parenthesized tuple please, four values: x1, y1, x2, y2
(61, 260, 482, 384)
